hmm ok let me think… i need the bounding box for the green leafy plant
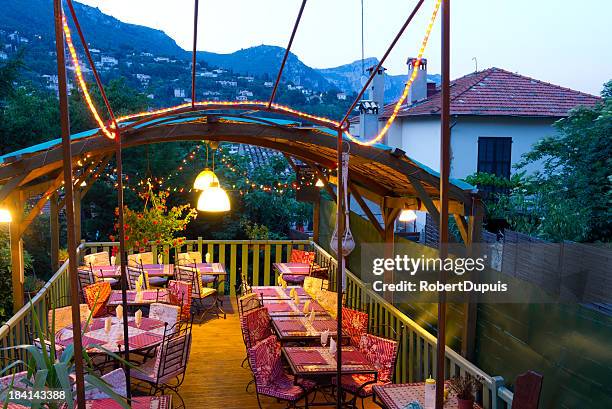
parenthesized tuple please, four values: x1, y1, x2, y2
(0, 298, 133, 409)
(116, 185, 197, 251)
(448, 373, 483, 401)
(23, 276, 45, 295)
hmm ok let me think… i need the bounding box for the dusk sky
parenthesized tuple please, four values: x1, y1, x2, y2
(79, 0, 611, 95)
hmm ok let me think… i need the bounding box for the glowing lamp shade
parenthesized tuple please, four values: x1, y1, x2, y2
(315, 179, 325, 187)
(196, 182, 230, 212)
(0, 209, 11, 223)
(193, 168, 219, 191)
(398, 209, 417, 223)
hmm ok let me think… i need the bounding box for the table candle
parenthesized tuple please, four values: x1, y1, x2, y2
(104, 317, 112, 334)
(116, 305, 123, 322)
(329, 337, 336, 355)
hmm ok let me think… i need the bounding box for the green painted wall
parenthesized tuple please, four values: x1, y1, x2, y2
(319, 197, 612, 409)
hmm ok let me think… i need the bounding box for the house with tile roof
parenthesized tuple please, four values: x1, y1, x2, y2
(350, 59, 601, 180)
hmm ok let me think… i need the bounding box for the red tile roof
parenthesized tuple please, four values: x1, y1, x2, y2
(380, 67, 601, 118)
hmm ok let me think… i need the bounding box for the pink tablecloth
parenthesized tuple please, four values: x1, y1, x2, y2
(373, 382, 483, 409)
(274, 262, 311, 276)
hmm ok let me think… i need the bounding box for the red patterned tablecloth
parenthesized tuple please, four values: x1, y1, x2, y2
(283, 346, 376, 377)
(373, 382, 483, 409)
(263, 298, 330, 317)
(274, 262, 311, 276)
(253, 286, 310, 300)
(92, 264, 174, 278)
(55, 316, 166, 353)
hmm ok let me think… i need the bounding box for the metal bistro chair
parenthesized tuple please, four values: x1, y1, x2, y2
(334, 324, 402, 409)
(78, 268, 95, 302)
(127, 259, 146, 290)
(168, 280, 193, 321)
(341, 306, 369, 347)
(131, 318, 194, 409)
(240, 306, 273, 392)
(176, 263, 225, 320)
(130, 252, 168, 288)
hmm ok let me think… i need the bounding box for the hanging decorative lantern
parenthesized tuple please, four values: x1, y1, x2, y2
(197, 181, 230, 212)
(398, 209, 417, 222)
(315, 179, 325, 187)
(193, 168, 219, 190)
(330, 151, 355, 258)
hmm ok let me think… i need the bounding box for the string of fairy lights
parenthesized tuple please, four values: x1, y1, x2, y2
(61, 0, 442, 147)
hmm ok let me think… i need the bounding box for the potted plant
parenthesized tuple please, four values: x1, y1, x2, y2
(23, 275, 45, 299)
(448, 373, 483, 409)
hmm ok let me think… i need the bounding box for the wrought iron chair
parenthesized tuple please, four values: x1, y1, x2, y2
(127, 259, 145, 290)
(177, 252, 216, 285)
(334, 327, 402, 409)
(238, 292, 263, 317)
(167, 280, 192, 321)
(131, 318, 194, 409)
(149, 302, 181, 332)
(282, 249, 317, 286)
(129, 252, 167, 287)
(512, 370, 543, 409)
(176, 265, 224, 320)
(77, 268, 95, 302)
(248, 335, 316, 409)
(83, 368, 127, 400)
(341, 307, 369, 347)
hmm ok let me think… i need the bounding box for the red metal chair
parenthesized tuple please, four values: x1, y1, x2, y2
(512, 371, 543, 409)
(242, 307, 272, 349)
(247, 335, 316, 409)
(341, 307, 369, 347)
(168, 280, 192, 321)
(283, 249, 317, 285)
(83, 281, 111, 317)
(334, 333, 399, 408)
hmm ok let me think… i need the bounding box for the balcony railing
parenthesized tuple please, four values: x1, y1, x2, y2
(1, 239, 514, 408)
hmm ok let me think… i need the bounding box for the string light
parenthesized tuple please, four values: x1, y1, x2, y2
(62, 14, 115, 139)
(343, 0, 442, 146)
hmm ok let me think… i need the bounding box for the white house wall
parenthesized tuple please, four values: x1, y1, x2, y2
(384, 115, 557, 179)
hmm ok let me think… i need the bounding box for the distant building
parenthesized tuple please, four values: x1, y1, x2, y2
(146, 94, 155, 99)
(238, 90, 253, 97)
(101, 56, 118, 66)
(174, 88, 186, 98)
(238, 76, 255, 83)
(0, 51, 7, 60)
(236, 95, 248, 101)
(216, 80, 237, 87)
(264, 81, 274, 88)
(336, 92, 347, 100)
(140, 52, 153, 57)
(199, 71, 217, 78)
(212, 69, 225, 74)
(136, 73, 151, 85)
(154, 57, 170, 62)
(202, 90, 221, 97)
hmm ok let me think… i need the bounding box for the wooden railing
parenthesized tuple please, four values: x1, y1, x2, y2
(311, 242, 514, 409)
(82, 239, 312, 295)
(1, 239, 514, 407)
(0, 243, 78, 369)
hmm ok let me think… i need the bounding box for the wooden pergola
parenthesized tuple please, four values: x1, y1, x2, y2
(0, 113, 480, 307)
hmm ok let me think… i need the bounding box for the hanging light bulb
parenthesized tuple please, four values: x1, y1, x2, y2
(197, 181, 230, 212)
(315, 179, 325, 187)
(80, 180, 87, 187)
(193, 168, 219, 190)
(398, 209, 417, 222)
(0, 209, 12, 223)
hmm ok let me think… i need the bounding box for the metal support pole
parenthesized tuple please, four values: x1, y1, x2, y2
(436, 0, 451, 408)
(191, 0, 199, 108)
(336, 127, 344, 409)
(115, 130, 132, 401)
(52, 1, 86, 407)
(267, 0, 308, 108)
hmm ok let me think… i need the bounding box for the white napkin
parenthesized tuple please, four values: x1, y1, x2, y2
(281, 279, 287, 290)
(115, 305, 123, 322)
(308, 309, 316, 322)
(205, 252, 211, 263)
(293, 292, 300, 306)
(329, 337, 337, 355)
(110, 256, 116, 265)
(277, 275, 283, 285)
(303, 300, 311, 314)
(289, 288, 296, 298)
(135, 309, 143, 328)
(157, 253, 163, 264)
(104, 317, 113, 333)
(321, 329, 329, 346)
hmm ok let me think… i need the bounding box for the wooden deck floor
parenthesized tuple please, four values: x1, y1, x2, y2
(175, 297, 379, 408)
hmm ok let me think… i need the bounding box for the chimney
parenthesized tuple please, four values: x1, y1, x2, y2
(427, 81, 437, 97)
(358, 101, 379, 142)
(407, 57, 428, 104)
(366, 65, 386, 109)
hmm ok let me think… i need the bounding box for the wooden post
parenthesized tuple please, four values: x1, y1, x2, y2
(383, 207, 400, 303)
(461, 196, 483, 360)
(8, 192, 24, 311)
(50, 193, 59, 271)
(74, 188, 82, 243)
(313, 199, 320, 243)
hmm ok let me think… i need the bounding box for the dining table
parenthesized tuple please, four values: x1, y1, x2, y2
(252, 285, 310, 300)
(54, 316, 167, 354)
(90, 264, 174, 279)
(263, 298, 330, 318)
(283, 346, 377, 378)
(106, 289, 170, 307)
(272, 315, 347, 343)
(373, 382, 483, 409)
(63, 396, 172, 409)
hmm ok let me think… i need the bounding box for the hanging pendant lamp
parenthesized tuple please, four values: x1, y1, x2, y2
(193, 144, 219, 191)
(197, 181, 230, 212)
